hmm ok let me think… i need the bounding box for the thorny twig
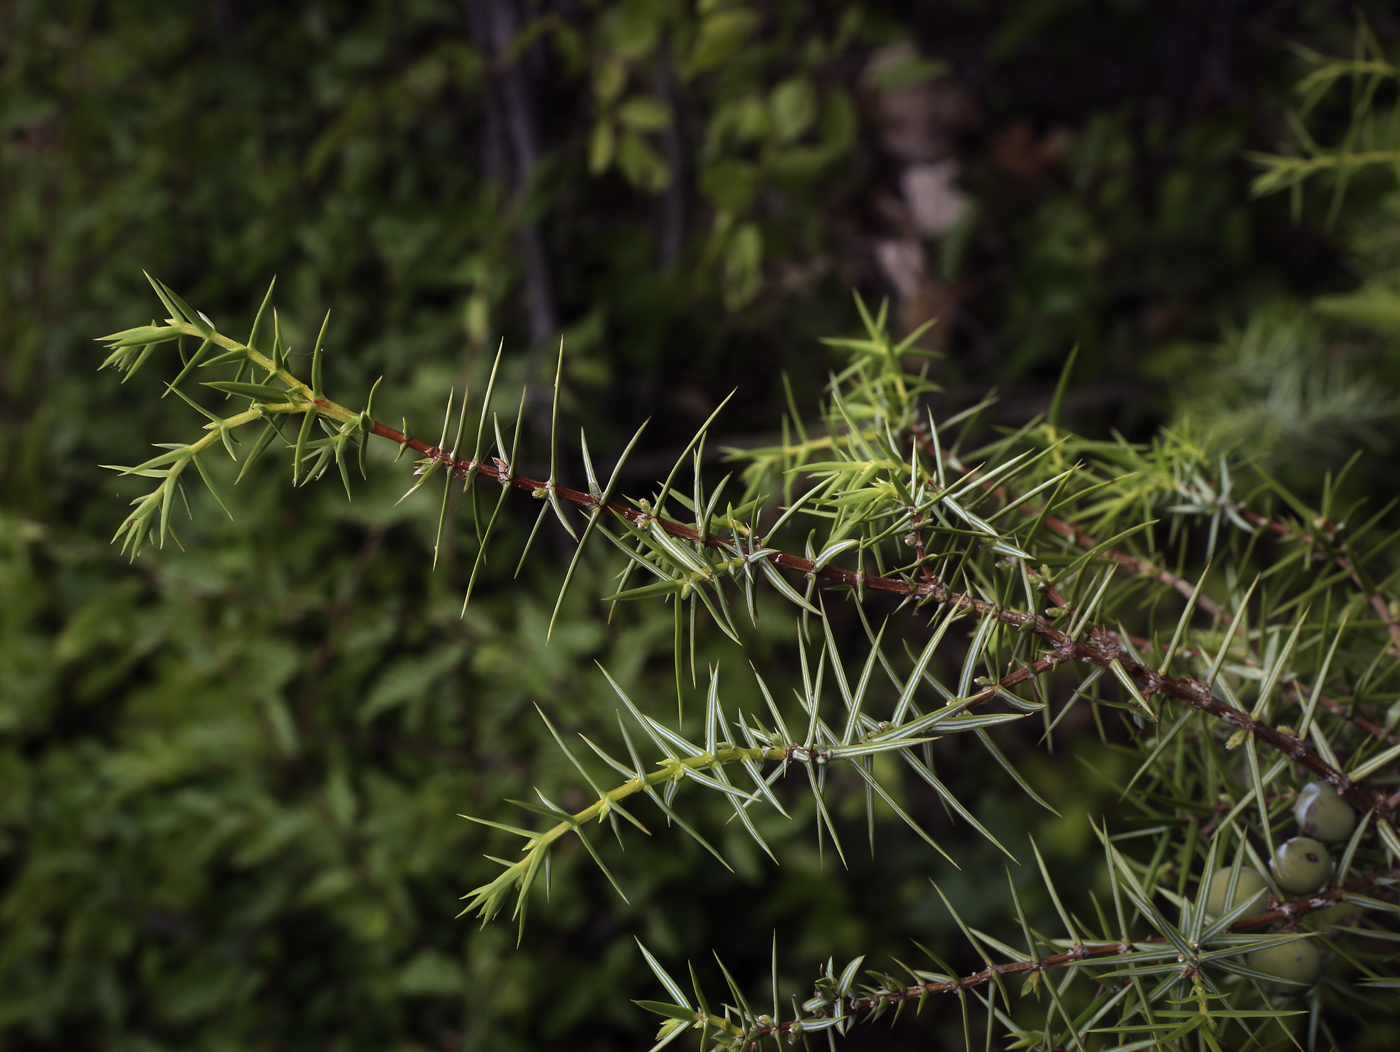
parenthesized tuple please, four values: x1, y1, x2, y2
(738, 867, 1400, 1043)
(359, 413, 1394, 821)
(907, 421, 1400, 746)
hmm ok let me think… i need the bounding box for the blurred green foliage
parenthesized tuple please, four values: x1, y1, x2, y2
(4, 0, 1400, 1048)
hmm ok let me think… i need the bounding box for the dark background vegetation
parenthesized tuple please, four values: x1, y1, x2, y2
(3, 1, 1399, 1048)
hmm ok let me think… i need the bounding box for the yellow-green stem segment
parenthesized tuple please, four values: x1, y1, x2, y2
(462, 744, 788, 920)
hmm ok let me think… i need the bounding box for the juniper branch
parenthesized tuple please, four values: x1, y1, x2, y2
(906, 418, 1400, 750)
(459, 742, 785, 925)
(104, 316, 1397, 823)
(101, 278, 1400, 1048)
(739, 865, 1400, 1044)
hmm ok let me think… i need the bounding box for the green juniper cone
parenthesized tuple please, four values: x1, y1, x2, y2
(1203, 866, 1269, 920)
(1247, 939, 1325, 997)
(1271, 837, 1333, 896)
(97, 266, 1400, 1050)
(1295, 783, 1357, 844)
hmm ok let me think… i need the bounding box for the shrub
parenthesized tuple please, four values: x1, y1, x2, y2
(94, 267, 1400, 1047)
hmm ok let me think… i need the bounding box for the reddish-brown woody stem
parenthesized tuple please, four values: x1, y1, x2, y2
(361, 412, 1393, 820)
(742, 866, 1400, 1041)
